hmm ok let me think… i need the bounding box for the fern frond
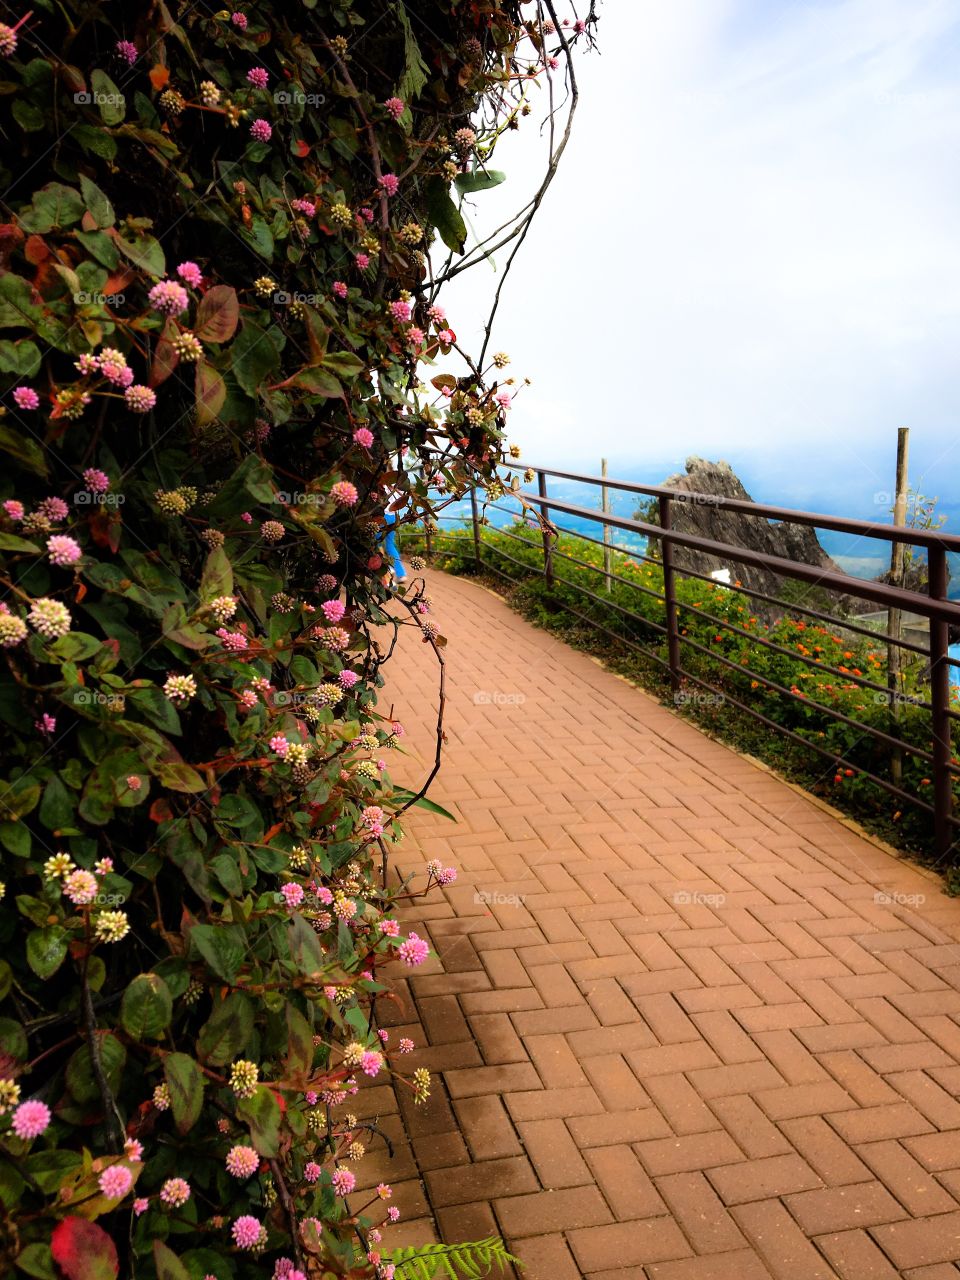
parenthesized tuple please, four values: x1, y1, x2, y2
(380, 1236, 523, 1280)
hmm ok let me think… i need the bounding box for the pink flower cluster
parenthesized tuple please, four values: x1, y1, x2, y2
(280, 882, 304, 909)
(250, 118, 272, 142)
(332, 281, 348, 299)
(12, 386, 39, 410)
(247, 66, 269, 87)
(397, 932, 430, 966)
(353, 426, 374, 448)
(322, 599, 346, 623)
(177, 261, 203, 288)
(380, 174, 399, 197)
(331, 480, 358, 507)
(148, 280, 189, 315)
(385, 97, 405, 119)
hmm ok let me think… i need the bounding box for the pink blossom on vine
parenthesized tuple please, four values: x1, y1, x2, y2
(133, 1198, 149, 1216)
(407, 326, 424, 345)
(397, 932, 429, 966)
(241, 511, 253, 523)
(216, 628, 248, 651)
(316, 886, 333, 906)
(280, 882, 304, 909)
(239, 688, 258, 710)
(115, 40, 138, 65)
(380, 174, 399, 197)
(381, 919, 399, 937)
(322, 599, 346, 623)
(331, 1167, 356, 1196)
(353, 427, 374, 448)
(291, 198, 315, 217)
(428, 305, 446, 323)
(360, 206, 374, 223)
(99, 1165, 133, 1199)
(269, 735, 289, 758)
(12, 1101, 51, 1140)
(387, 1206, 400, 1222)
(385, 97, 405, 119)
(12, 386, 39, 410)
(35, 713, 56, 735)
(331, 480, 358, 507)
(225, 1145, 259, 1178)
(127, 775, 142, 791)
(2, 500, 23, 521)
(148, 280, 189, 315)
(332, 281, 348, 299)
(361, 1051, 383, 1077)
(83, 468, 110, 492)
(250, 118, 272, 143)
(389, 300, 411, 322)
(176, 261, 203, 288)
(377, 1182, 393, 1199)
(38, 497, 69, 522)
(47, 535, 81, 567)
(355, 252, 370, 270)
(231, 12, 248, 30)
(124, 1138, 143, 1161)
(398, 1037, 414, 1053)
(247, 67, 269, 88)
(232, 1216, 261, 1249)
(438, 329, 454, 344)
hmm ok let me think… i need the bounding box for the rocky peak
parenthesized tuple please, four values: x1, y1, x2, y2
(638, 456, 843, 605)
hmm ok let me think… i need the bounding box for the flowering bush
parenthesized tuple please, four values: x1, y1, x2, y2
(0, 2, 589, 1277)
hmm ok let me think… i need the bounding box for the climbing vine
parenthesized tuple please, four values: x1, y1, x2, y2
(0, 1, 591, 1277)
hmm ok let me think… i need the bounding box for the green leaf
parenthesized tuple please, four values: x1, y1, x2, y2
(194, 285, 239, 343)
(153, 1243, 190, 1280)
(322, 350, 366, 380)
(284, 1003, 314, 1081)
(14, 1242, 57, 1279)
(0, 1017, 27, 1061)
(236, 1084, 281, 1156)
(121, 973, 173, 1040)
(65, 1034, 126, 1105)
(90, 69, 126, 125)
(426, 178, 467, 254)
(21, 1150, 83, 1195)
(116, 232, 165, 277)
(0, 533, 41, 553)
(288, 367, 343, 398)
(198, 992, 254, 1065)
(17, 183, 85, 233)
(210, 852, 243, 897)
(0, 422, 47, 477)
(392, 788, 458, 821)
(232, 320, 281, 397)
(151, 759, 206, 793)
(26, 926, 68, 979)
(79, 174, 115, 228)
(200, 546, 233, 601)
(0, 821, 30, 856)
(164, 1053, 204, 1135)
(395, 1, 430, 101)
(189, 924, 245, 983)
(194, 361, 226, 425)
(455, 169, 507, 195)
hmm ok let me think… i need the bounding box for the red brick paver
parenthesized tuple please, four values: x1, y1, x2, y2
(371, 571, 960, 1277)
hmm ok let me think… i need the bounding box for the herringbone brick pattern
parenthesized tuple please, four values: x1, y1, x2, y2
(365, 570, 960, 1278)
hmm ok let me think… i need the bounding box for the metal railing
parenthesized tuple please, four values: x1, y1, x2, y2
(424, 462, 960, 860)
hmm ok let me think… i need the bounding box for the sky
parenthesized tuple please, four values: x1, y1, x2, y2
(440, 0, 960, 519)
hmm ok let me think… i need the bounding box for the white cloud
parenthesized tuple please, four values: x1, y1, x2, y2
(440, 0, 960, 511)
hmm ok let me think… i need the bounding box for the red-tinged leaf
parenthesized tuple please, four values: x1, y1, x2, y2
(104, 638, 120, 658)
(431, 374, 457, 390)
(194, 285, 239, 343)
(293, 138, 310, 157)
(149, 64, 170, 91)
(195, 361, 226, 426)
(149, 798, 173, 824)
(88, 508, 122, 554)
(150, 317, 180, 387)
(50, 1218, 119, 1280)
(24, 234, 50, 264)
(263, 822, 283, 844)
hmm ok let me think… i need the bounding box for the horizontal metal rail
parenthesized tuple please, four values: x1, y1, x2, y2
(420, 462, 960, 859)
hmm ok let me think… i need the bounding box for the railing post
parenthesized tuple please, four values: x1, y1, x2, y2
(424, 517, 433, 560)
(537, 470, 554, 587)
(659, 493, 681, 692)
(470, 487, 482, 568)
(928, 546, 953, 860)
(601, 457, 612, 593)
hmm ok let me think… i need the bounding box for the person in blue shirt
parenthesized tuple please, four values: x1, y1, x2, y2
(380, 483, 407, 586)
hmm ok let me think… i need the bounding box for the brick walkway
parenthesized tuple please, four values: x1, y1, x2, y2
(362, 569, 960, 1279)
